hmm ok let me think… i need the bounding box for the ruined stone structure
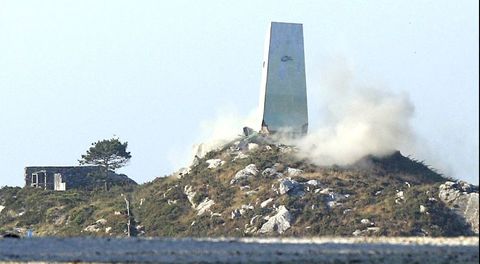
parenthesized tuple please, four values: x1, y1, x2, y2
(24, 166, 136, 191)
(259, 22, 308, 136)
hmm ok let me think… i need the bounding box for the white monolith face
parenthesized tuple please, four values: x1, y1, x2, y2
(259, 22, 308, 136)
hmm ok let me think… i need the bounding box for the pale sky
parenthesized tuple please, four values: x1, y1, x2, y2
(0, 0, 478, 186)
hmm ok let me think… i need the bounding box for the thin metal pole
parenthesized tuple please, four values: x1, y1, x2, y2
(123, 195, 131, 237)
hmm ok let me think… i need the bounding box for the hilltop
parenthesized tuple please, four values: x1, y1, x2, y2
(0, 134, 478, 237)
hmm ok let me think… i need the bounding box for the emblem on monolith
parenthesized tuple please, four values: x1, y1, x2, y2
(258, 22, 308, 136)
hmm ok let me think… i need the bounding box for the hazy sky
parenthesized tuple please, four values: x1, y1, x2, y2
(1, 0, 478, 186)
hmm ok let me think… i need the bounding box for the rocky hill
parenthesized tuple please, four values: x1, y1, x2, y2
(0, 134, 478, 237)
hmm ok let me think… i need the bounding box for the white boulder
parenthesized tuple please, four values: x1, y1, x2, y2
(184, 185, 197, 207)
(419, 205, 427, 213)
(278, 178, 302, 195)
(306, 180, 321, 186)
(196, 198, 215, 216)
(286, 167, 303, 177)
(230, 164, 259, 184)
(206, 159, 225, 169)
(262, 168, 282, 178)
(261, 198, 274, 208)
(84, 225, 100, 233)
(247, 143, 259, 151)
(96, 219, 107, 225)
(439, 181, 479, 234)
(233, 152, 249, 161)
(258, 205, 292, 234)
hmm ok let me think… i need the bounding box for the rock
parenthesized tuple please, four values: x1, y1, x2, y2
(439, 181, 479, 234)
(352, 230, 363, 236)
(184, 185, 197, 207)
(247, 143, 259, 151)
(250, 215, 261, 225)
(262, 168, 282, 178)
(0, 206, 4, 213)
(105, 227, 112, 233)
(242, 204, 254, 211)
(233, 152, 249, 161)
(163, 185, 178, 198)
(242, 127, 255, 136)
(258, 205, 291, 234)
(317, 188, 349, 208)
(167, 200, 177, 205)
(278, 178, 301, 195)
(244, 226, 257, 234)
(405, 182, 411, 188)
(183, 185, 215, 216)
(114, 211, 121, 215)
(327, 201, 340, 208)
(173, 167, 191, 178)
(367, 227, 380, 233)
(96, 219, 107, 225)
(396, 191, 405, 199)
(395, 190, 405, 204)
(306, 180, 321, 186)
(279, 145, 294, 153)
(84, 225, 100, 233)
(230, 164, 259, 184)
(318, 188, 331, 194)
(206, 159, 225, 169)
(286, 168, 303, 177)
(231, 210, 241, 219)
(420, 205, 427, 213)
(210, 212, 222, 218)
(360, 219, 373, 226)
(231, 205, 254, 219)
(261, 198, 274, 208)
(196, 198, 215, 216)
(353, 227, 380, 236)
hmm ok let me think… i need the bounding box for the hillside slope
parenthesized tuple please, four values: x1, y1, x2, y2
(1, 135, 478, 237)
(132, 135, 478, 237)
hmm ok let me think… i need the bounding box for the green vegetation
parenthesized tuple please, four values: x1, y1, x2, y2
(0, 137, 475, 237)
(79, 137, 132, 172)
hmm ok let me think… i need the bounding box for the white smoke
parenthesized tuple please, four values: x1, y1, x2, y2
(172, 59, 417, 173)
(186, 106, 260, 164)
(294, 59, 416, 166)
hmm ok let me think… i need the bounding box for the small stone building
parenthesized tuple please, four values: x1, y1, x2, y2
(24, 166, 136, 191)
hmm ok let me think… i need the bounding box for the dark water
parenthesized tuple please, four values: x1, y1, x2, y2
(0, 237, 478, 263)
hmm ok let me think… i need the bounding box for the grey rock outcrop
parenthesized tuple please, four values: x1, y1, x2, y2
(286, 168, 303, 177)
(439, 181, 479, 234)
(195, 198, 215, 216)
(277, 178, 303, 195)
(184, 185, 215, 216)
(231, 164, 259, 184)
(206, 159, 225, 169)
(258, 205, 291, 234)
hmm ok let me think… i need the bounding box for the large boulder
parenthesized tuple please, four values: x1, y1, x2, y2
(277, 178, 303, 195)
(206, 159, 225, 169)
(258, 205, 291, 234)
(195, 198, 215, 216)
(230, 164, 259, 184)
(439, 181, 479, 234)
